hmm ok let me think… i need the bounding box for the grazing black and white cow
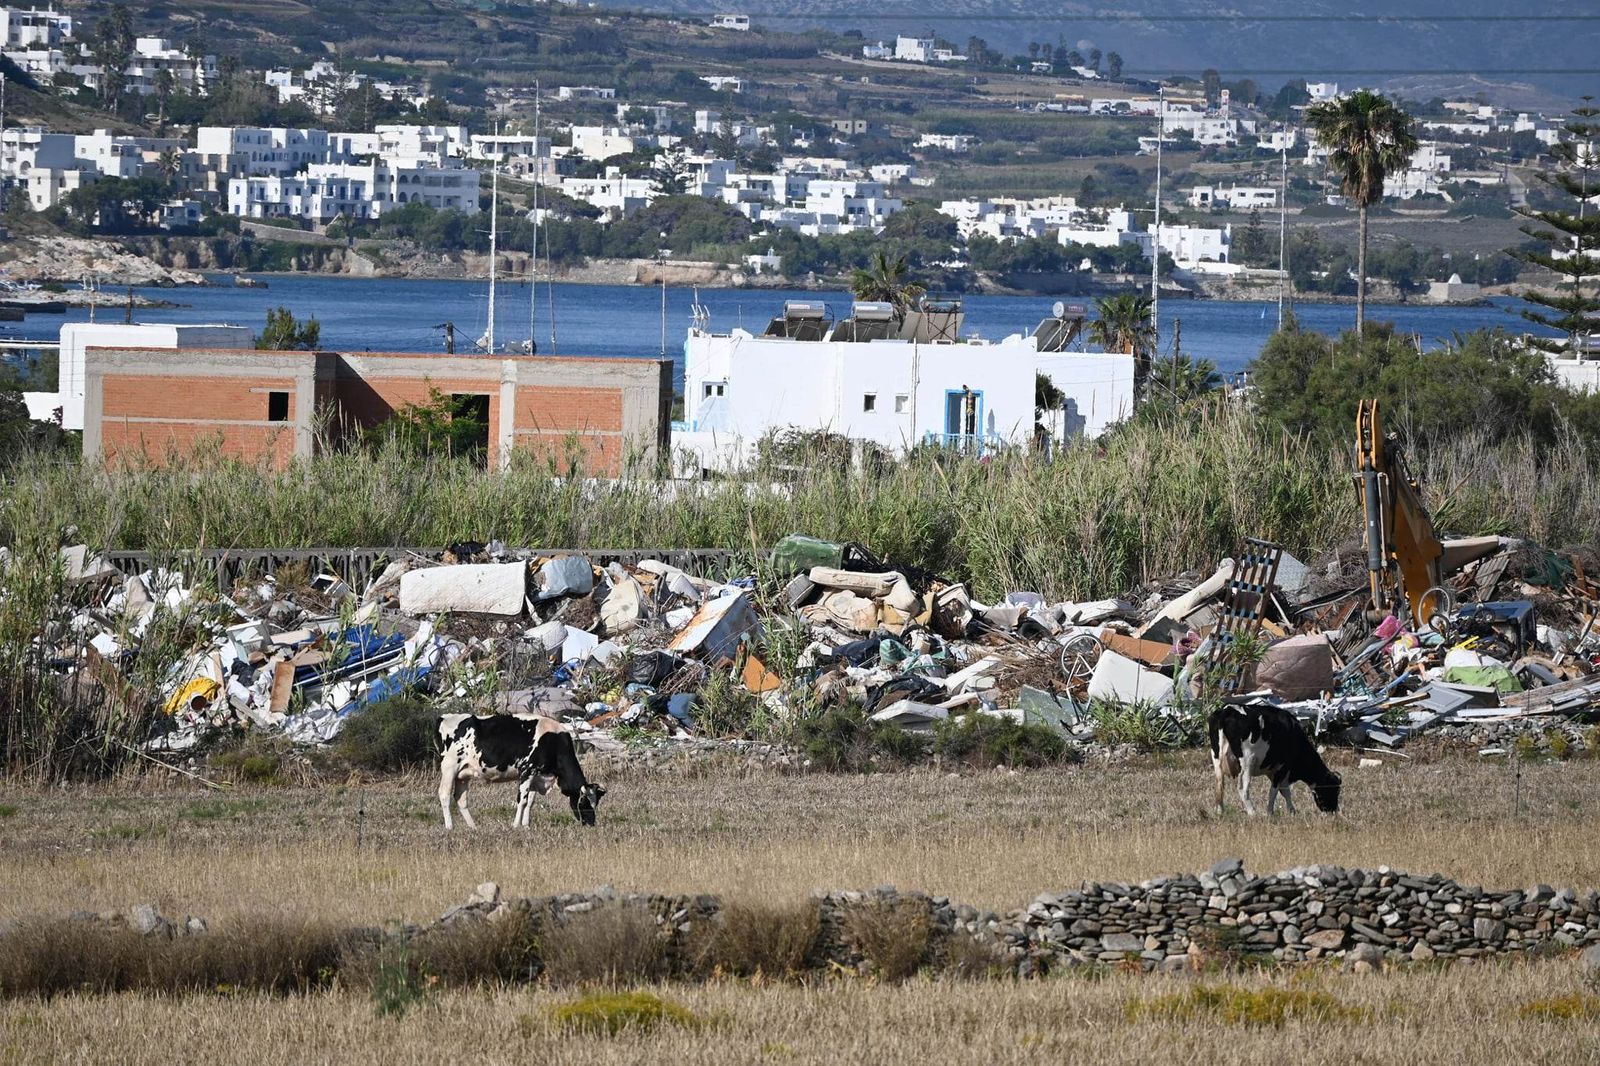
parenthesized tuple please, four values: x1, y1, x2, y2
(1208, 701, 1341, 816)
(437, 714, 606, 830)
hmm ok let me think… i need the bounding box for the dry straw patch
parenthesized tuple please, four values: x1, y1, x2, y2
(1, 962, 1596, 1065)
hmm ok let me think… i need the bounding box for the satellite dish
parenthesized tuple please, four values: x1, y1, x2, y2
(1052, 300, 1067, 319)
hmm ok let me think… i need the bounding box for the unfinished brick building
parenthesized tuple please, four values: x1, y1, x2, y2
(82, 347, 674, 474)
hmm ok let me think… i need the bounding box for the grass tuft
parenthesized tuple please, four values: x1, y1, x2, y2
(1128, 984, 1367, 1027)
(843, 899, 933, 982)
(539, 904, 668, 987)
(1519, 994, 1600, 1021)
(546, 990, 704, 1036)
(687, 900, 822, 980)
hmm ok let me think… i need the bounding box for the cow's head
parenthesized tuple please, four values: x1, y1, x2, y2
(569, 782, 607, 826)
(1312, 772, 1342, 814)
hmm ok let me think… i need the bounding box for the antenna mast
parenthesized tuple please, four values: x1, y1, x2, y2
(1150, 85, 1163, 365)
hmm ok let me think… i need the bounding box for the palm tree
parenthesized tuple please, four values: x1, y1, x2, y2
(1304, 90, 1418, 335)
(1148, 353, 1222, 403)
(155, 147, 183, 194)
(849, 250, 926, 318)
(1088, 292, 1156, 404)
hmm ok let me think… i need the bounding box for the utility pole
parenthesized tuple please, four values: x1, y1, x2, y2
(1278, 141, 1288, 329)
(659, 276, 667, 359)
(1, 74, 7, 216)
(1151, 85, 1164, 358)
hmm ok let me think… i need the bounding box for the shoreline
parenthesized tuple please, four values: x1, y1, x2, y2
(208, 265, 1491, 309)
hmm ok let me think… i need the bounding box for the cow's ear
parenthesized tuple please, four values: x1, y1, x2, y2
(594, 784, 608, 797)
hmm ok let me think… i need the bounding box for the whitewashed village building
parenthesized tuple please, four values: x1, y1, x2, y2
(676, 299, 1133, 475)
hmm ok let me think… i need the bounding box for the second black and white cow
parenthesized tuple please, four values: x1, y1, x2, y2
(437, 714, 606, 830)
(1208, 701, 1341, 816)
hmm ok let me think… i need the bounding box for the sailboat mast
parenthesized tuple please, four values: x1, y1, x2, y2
(487, 156, 499, 354)
(528, 84, 540, 351)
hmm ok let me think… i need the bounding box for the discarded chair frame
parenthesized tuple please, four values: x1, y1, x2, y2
(1210, 538, 1284, 695)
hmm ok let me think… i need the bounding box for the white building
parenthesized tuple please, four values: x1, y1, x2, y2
(802, 179, 902, 230)
(196, 126, 334, 177)
(1140, 224, 1231, 268)
(25, 322, 253, 431)
(1057, 207, 1140, 249)
(1306, 82, 1340, 102)
(676, 301, 1133, 474)
(708, 13, 750, 30)
(1187, 185, 1276, 210)
(556, 86, 616, 101)
(227, 161, 478, 222)
(893, 36, 934, 63)
(569, 126, 637, 162)
(616, 103, 673, 132)
(701, 75, 745, 94)
(370, 124, 470, 165)
(917, 133, 977, 153)
(1258, 129, 1297, 152)
(0, 6, 71, 48)
(861, 41, 892, 60)
(1384, 142, 1452, 199)
(559, 170, 655, 217)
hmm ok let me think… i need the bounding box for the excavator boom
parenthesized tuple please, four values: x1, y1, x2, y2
(1354, 399, 1444, 623)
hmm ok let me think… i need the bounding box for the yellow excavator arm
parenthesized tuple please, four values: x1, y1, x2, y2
(1355, 398, 1444, 622)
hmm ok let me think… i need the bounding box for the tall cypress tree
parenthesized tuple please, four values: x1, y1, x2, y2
(1513, 99, 1600, 357)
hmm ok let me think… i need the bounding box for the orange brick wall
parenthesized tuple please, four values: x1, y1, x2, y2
(98, 371, 301, 467)
(512, 385, 623, 432)
(101, 421, 298, 467)
(102, 374, 297, 423)
(86, 350, 666, 476)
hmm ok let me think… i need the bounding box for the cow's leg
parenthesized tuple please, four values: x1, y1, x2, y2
(1279, 781, 1297, 814)
(1267, 782, 1280, 815)
(514, 776, 533, 828)
(455, 776, 478, 830)
(1237, 761, 1258, 817)
(1213, 752, 1227, 814)
(438, 755, 458, 830)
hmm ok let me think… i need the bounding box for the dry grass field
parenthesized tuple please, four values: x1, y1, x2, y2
(2, 751, 1597, 925)
(2, 752, 1599, 1062)
(5, 964, 1600, 1066)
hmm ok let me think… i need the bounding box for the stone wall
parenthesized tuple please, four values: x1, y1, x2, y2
(65, 862, 1600, 981)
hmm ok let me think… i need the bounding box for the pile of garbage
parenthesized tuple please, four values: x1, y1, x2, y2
(25, 530, 1600, 761)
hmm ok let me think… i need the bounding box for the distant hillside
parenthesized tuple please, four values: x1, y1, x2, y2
(611, 1, 1589, 106)
(40, 0, 1585, 112)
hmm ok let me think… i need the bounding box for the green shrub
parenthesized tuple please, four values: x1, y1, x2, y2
(788, 706, 926, 772)
(1086, 700, 1198, 750)
(366, 943, 431, 1018)
(694, 668, 771, 740)
(547, 990, 704, 1036)
(931, 714, 1071, 768)
(334, 695, 438, 773)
